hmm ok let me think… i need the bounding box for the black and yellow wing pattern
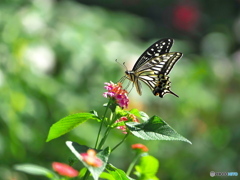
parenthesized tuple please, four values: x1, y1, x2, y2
(125, 38, 182, 98)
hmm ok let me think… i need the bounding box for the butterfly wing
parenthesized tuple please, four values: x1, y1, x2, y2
(136, 52, 183, 97)
(132, 38, 173, 71)
(125, 38, 182, 97)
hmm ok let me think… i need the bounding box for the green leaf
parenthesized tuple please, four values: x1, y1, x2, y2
(90, 110, 100, 119)
(139, 111, 149, 121)
(46, 113, 98, 142)
(126, 115, 192, 144)
(79, 167, 88, 178)
(14, 164, 56, 178)
(106, 164, 133, 180)
(129, 109, 141, 117)
(111, 120, 126, 128)
(134, 155, 159, 180)
(115, 106, 128, 117)
(117, 108, 149, 122)
(66, 141, 111, 180)
(100, 171, 116, 180)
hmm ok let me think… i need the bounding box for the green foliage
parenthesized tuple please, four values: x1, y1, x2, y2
(134, 155, 159, 180)
(14, 164, 56, 178)
(47, 113, 99, 142)
(126, 116, 191, 144)
(105, 164, 133, 180)
(42, 86, 190, 179)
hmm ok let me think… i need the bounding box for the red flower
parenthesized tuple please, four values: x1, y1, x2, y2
(173, 3, 200, 32)
(131, 143, 149, 152)
(103, 82, 129, 109)
(52, 162, 78, 177)
(81, 149, 103, 167)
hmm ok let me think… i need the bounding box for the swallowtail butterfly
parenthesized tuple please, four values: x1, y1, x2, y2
(124, 38, 182, 98)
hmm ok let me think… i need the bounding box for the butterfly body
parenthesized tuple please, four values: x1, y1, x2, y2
(124, 38, 182, 98)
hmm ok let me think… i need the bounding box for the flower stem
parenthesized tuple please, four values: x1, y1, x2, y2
(97, 126, 111, 149)
(95, 100, 110, 149)
(111, 133, 129, 152)
(97, 110, 114, 149)
(126, 153, 141, 176)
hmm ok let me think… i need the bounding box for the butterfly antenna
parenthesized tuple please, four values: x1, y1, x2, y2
(122, 62, 128, 71)
(115, 59, 128, 71)
(115, 59, 123, 68)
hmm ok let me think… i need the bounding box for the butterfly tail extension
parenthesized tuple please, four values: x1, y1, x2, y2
(153, 87, 179, 98)
(169, 90, 179, 98)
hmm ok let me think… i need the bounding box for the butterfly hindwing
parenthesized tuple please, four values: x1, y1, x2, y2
(153, 74, 178, 98)
(137, 52, 182, 97)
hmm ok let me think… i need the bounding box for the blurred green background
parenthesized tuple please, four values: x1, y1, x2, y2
(1, 0, 240, 179)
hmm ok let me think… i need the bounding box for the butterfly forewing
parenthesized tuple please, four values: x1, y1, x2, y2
(132, 39, 173, 70)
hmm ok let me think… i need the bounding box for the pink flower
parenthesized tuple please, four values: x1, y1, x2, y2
(103, 82, 129, 108)
(131, 143, 149, 152)
(115, 115, 139, 134)
(81, 149, 103, 167)
(52, 162, 78, 177)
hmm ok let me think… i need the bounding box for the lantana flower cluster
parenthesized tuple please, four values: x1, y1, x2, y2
(115, 114, 139, 134)
(131, 143, 149, 152)
(103, 82, 129, 109)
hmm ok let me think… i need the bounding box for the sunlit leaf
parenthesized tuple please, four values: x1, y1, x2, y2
(115, 106, 128, 117)
(134, 155, 159, 180)
(46, 113, 98, 142)
(129, 109, 141, 117)
(139, 111, 150, 121)
(106, 164, 133, 180)
(100, 171, 115, 180)
(14, 164, 55, 178)
(126, 115, 192, 144)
